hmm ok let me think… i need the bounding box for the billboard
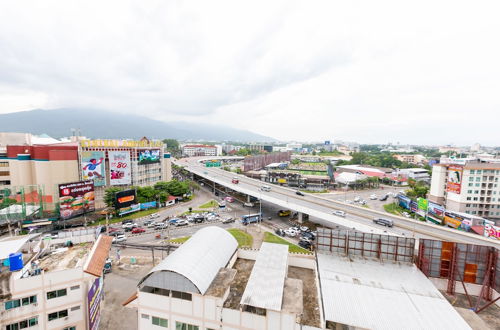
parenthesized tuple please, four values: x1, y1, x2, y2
(88, 276, 103, 330)
(409, 200, 418, 213)
(398, 194, 411, 209)
(58, 181, 95, 220)
(428, 201, 445, 218)
(417, 198, 428, 211)
(81, 151, 106, 187)
(109, 151, 131, 185)
(118, 203, 140, 216)
(446, 165, 463, 194)
(115, 189, 136, 209)
(138, 149, 160, 165)
(140, 201, 157, 210)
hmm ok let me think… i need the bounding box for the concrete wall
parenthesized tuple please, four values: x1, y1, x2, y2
(429, 165, 447, 201)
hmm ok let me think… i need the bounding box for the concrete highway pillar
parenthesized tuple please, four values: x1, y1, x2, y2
(298, 212, 304, 224)
(247, 195, 251, 203)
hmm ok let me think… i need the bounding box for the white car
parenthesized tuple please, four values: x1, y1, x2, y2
(333, 210, 346, 217)
(285, 229, 297, 237)
(354, 196, 361, 202)
(300, 226, 309, 232)
(147, 221, 157, 228)
(113, 234, 126, 243)
(370, 194, 378, 200)
(149, 213, 160, 219)
(122, 222, 138, 229)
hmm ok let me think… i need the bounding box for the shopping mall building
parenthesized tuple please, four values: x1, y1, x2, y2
(0, 135, 172, 209)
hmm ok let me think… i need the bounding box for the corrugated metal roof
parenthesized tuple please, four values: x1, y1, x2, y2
(0, 235, 35, 260)
(240, 242, 288, 311)
(139, 226, 237, 295)
(317, 254, 471, 330)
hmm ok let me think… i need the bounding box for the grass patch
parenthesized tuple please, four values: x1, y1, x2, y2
(383, 202, 406, 215)
(199, 200, 218, 208)
(362, 204, 370, 208)
(92, 208, 160, 226)
(263, 232, 312, 254)
(169, 236, 191, 243)
(227, 228, 253, 248)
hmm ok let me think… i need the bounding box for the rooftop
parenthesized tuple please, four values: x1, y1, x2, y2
(317, 253, 471, 330)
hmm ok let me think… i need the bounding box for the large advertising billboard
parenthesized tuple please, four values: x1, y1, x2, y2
(115, 189, 136, 209)
(398, 194, 411, 209)
(446, 165, 463, 194)
(417, 198, 428, 211)
(88, 276, 103, 330)
(118, 203, 140, 216)
(138, 149, 160, 165)
(81, 151, 106, 187)
(58, 181, 95, 220)
(428, 201, 445, 218)
(109, 151, 131, 185)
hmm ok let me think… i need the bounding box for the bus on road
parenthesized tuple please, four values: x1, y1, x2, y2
(241, 213, 262, 225)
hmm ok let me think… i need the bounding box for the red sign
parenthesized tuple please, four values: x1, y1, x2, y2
(58, 180, 95, 220)
(446, 165, 463, 194)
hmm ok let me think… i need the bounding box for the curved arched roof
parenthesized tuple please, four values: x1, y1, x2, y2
(138, 226, 238, 295)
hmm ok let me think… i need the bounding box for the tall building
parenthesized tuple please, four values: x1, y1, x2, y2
(429, 159, 500, 220)
(181, 145, 218, 157)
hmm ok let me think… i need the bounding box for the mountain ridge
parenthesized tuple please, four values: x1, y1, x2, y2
(0, 108, 276, 142)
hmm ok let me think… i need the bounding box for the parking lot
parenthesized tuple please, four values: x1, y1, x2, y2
(322, 185, 404, 212)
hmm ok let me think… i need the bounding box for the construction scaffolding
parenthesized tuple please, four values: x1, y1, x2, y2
(243, 152, 291, 172)
(417, 239, 500, 313)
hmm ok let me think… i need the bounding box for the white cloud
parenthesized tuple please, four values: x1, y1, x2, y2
(0, 0, 499, 145)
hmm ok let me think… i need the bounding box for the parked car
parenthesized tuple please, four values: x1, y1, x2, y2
(295, 190, 305, 196)
(402, 212, 411, 218)
(224, 196, 235, 203)
(222, 217, 235, 224)
(379, 195, 389, 201)
(131, 227, 146, 234)
(370, 194, 378, 200)
(193, 216, 205, 223)
(122, 219, 133, 224)
(168, 218, 179, 225)
(149, 213, 160, 219)
(333, 210, 346, 217)
(285, 229, 298, 237)
(109, 231, 125, 237)
(275, 228, 285, 237)
(243, 202, 254, 207)
(122, 222, 138, 229)
(301, 232, 315, 241)
(155, 222, 168, 230)
(298, 240, 312, 250)
(108, 227, 120, 233)
(175, 219, 189, 226)
(232, 177, 239, 184)
(113, 234, 126, 243)
(278, 210, 291, 217)
(300, 226, 309, 232)
(373, 218, 394, 227)
(147, 221, 157, 228)
(354, 196, 361, 202)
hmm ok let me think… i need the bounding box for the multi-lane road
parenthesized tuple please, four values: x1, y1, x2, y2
(176, 157, 500, 247)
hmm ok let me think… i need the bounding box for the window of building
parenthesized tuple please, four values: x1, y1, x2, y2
(141, 314, 150, 319)
(467, 190, 472, 194)
(48, 309, 68, 321)
(470, 170, 475, 174)
(5, 295, 37, 310)
(152, 316, 168, 327)
(70, 285, 80, 290)
(466, 197, 471, 201)
(471, 211, 477, 214)
(473, 197, 478, 201)
(476, 177, 481, 182)
(466, 204, 471, 207)
(475, 183, 480, 187)
(63, 327, 76, 330)
(469, 177, 474, 182)
(6, 316, 38, 330)
(47, 288, 67, 300)
(468, 183, 473, 187)
(477, 170, 482, 174)
(171, 291, 192, 301)
(70, 305, 80, 311)
(474, 190, 479, 194)
(175, 322, 199, 330)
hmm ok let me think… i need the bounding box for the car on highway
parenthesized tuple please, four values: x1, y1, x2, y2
(147, 221, 157, 228)
(108, 227, 121, 233)
(168, 218, 179, 225)
(231, 177, 239, 184)
(149, 213, 160, 219)
(243, 202, 254, 207)
(112, 234, 126, 243)
(193, 215, 205, 223)
(370, 194, 378, 200)
(131, 227, 146, 234)
(109, 231, 125, 237)
(260, 185, 271, 192)
(278, 210, 291, 217)
(373, 218, 394, 227)
(122, 222, 138, 230)
(295, 191, 305, 196)
(175, 219, 189, 227)
(222, 217, 235, 224)
(224, 196, 235, 203)
(332, 210, 346, 217)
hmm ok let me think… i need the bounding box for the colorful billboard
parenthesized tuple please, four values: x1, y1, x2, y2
(88, 276, 103, 330)
(446, 165, 463, 194)
(118, 203, 140, 216)
(58, 181, 95, 220)
(417, 198, 428, 211)
(138, 149, 160, 165)
(109, 151, 131, 185)
(398, 194, 411, 209)
(81, 151, 106, 187)
(410, 200, 418, 213)
(428, 201, 445, 218)
(140, 201, 157, 210)
(115, 189, 136, 209)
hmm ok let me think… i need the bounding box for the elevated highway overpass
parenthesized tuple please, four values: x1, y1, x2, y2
(176, 157, 500, 247)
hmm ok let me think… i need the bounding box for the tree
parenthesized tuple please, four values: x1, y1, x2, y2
(165, 180, 190, 196)
(104, 187, 122, 208)
(163, 138, 180, 156)
(136, 186, 158, 203)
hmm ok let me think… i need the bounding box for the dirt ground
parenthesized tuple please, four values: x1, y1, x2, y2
(100, 257, 154, 330)
(223, 259, 255, 309)
(288, 266, 321, 328)
(243, 225, 264, 249)
(442, 291, 500, 330)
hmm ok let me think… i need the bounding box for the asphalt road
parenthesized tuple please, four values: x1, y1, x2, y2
(176, 157, 500, 247)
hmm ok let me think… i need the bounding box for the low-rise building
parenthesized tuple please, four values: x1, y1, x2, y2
(393, 154, 427, 165)
(398, 168, 430, 183)
(0, 234, 112, 330)
(181, 144, 218, 157)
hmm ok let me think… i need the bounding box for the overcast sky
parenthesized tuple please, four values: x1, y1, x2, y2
(1, 1, 499, 145)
